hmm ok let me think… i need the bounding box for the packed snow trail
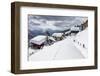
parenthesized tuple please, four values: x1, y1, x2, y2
(29, 36, 84, 61)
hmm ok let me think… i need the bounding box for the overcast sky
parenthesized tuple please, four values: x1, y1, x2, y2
(29, 15, 76, 21)
(28, 15, 88, 31)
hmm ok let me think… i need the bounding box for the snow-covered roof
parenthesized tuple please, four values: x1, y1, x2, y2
(65, 30, 71, 34)
(52, 33, 63, 37)
(48, 36, 55, 41)
(30, 35, 47, 45)
(71, 26, 80, 31)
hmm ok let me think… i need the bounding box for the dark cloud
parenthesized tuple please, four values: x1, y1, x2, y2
(28, 15, 88, 28)
(28, 15, 76, 21)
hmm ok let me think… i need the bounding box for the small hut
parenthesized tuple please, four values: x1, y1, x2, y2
(30, 35, 46, 49)
(65, 30, 71, 36)
(52, 33, 64, 41)
(47, 36, 55, 45)
(71, 26, 80, 35)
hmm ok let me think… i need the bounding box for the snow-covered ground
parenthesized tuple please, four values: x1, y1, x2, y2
(28, 36, 85, 61)
(73, 28, 88, 58)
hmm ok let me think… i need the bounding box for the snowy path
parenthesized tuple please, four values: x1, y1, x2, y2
(29, 36, 84, 61)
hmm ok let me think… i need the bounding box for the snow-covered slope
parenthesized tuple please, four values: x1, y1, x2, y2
(73, 28, 88, 58)
(29, 36, 84, 61)
(76, 28, 88, 48)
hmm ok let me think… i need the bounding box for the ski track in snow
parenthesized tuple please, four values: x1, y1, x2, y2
(29, 36, 84, 61)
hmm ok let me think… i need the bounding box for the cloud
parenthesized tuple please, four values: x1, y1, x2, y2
(28, 15, 88, 31)
(28, 15, 76, 21)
